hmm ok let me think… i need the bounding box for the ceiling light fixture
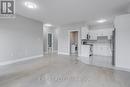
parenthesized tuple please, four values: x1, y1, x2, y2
(44, 24, 52, 27)
(97, 19, 107, 23)
(25, 1, 37, 9)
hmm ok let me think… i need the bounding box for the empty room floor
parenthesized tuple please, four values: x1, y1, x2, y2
(0, 54, 130, 87)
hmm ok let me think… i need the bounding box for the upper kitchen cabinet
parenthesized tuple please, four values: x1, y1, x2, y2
(89, 31, 97, 40)
(89, 29, 113, 40)
(81, 26, 89, 39)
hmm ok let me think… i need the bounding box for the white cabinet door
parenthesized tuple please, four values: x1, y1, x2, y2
(81, 27, 89, 39)
(89, 31, 97, 40)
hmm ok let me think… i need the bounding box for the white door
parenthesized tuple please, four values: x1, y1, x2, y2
(48, 33, 53, 53)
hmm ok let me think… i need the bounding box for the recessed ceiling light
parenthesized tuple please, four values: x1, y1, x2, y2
(97, 19, 107, 23)
(44, 24, 52, 27)
(25, 1, 37, 9)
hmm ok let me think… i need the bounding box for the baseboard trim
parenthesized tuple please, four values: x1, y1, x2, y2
(44, 50, 58, 54)
(58, 52, 69, 55)
(114, 66, 130, 72)
(0, 55, 43, 66)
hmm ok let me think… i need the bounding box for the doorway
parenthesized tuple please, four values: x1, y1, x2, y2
(70, 31, 78, 55)
(47, 33, 53, 53)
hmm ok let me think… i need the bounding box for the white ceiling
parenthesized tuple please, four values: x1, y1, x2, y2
(16, 0, 130, 26)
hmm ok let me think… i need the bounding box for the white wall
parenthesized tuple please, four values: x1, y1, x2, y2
(0, 15, 43, 63)
(43, 26, 58, 53)
(114, 14, 130, 69)
(58, 25, 82, 55)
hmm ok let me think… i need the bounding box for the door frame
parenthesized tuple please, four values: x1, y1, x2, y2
(47, 33, 53, 53)
(68, 30, 81, 56)
(112, 28, 116, 66)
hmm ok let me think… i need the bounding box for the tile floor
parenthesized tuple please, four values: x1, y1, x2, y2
(0, 54, 130, 87)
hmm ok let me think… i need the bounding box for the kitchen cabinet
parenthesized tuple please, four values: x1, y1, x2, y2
(89, 31, 97, 40)
(87, 29, 113, 56)
(80, 45, 90, 57)
(81, 27, 89, 39)
(89, 29, 113, 40)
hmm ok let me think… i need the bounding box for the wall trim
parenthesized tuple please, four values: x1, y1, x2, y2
(114, 66, 130, 72)
(44, 50, 58, 54)
(68, 30, 81, 56)
(58, 52, 69, 55)
(0, 55, 43, 66)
